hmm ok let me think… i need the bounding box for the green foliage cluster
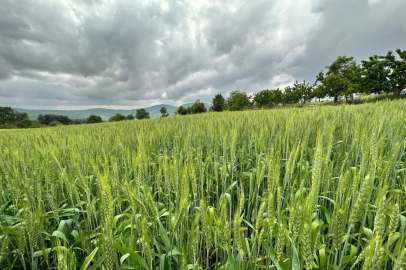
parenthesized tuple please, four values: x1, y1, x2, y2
(210, 94, 226, 112)
(0, 106, 39, 129)
(176, 100, 207, 115)
(37, 114, 72, 126)
(159, 106, 169, 117)
(109, 113, 137, 122)
(135, 109, 150, 120)
(200, 48, 406, 112)
(0, 99, 406, 269)
(86, 115, 103, 124)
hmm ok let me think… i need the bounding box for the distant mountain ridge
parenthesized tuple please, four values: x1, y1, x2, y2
(14, 103, 211, 121)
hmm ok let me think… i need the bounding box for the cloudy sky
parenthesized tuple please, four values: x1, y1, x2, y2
(0, 0, 405, 109)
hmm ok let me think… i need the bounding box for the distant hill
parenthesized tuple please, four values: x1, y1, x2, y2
(14, 103, 211, 121)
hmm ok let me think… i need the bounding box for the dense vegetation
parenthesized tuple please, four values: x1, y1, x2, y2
(178, 49, 406, 114)
(0, 99, 405, 269)
(0, 107, 36, 129)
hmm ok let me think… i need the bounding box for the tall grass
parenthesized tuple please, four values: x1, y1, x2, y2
(0, 100, 405, 269)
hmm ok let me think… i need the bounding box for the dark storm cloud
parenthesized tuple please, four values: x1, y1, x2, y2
(0, 0, 405, 109)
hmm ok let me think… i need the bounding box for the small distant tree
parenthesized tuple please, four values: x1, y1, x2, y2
(226, 91, 251, 111)
(87, 115, 103, 124)
(253, 90, 274, 108)
(282, 86, 300, 105)
(136, 108, 150, 120)
(271, 88, 283, 106)
(160, 106, 169, 117)
(292, 81, 314, 104)
(109, 113, 126, 122)
(72, 119, 85, 125)
(191, 100, 207, 114)
(211, 94, 226, 112)
(126, 114, 135, 120)
(49, 121, 62, 127)
(176, 106, 187, 115)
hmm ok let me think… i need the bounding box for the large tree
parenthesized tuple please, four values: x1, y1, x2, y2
(1, 107, 32, 128)
(136, 108, 150, 120)
(384, 49, 406, 97)
(211, 94, 226, 112)
(226, 91, 251, 111)
(361, 54, 391, 95)
(316, 56, 361, 104)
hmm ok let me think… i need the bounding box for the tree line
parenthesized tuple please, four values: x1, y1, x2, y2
(1, 49, 404, 128)
(0, 107, 161, 129)
(177, 49, 406, 114)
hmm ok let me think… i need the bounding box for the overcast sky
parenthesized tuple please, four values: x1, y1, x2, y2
(0, 0, 405, 109)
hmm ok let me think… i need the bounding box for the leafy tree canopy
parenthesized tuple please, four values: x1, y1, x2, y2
(136, 108, 150, 120)
(177, 106, 187, 115)
(38, 114, 72, 125)
(126, 114, 135, 120)
(190, 100, 207, 114)
(160, 106, 169, 117)
(316, 56, 361, 104)
(211, 94, 226, 112)
(109, 113, 126, 122)
(87, 115, 103, 124)
(226, 91, 251, 111)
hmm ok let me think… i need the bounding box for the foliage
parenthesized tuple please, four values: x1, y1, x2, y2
(282, 86, 300, 104)
(109, 113, 126, 122)
(316, 56, 361, 104)
(160, 106, 169, 117)
(176, 105, 188, 115)
(37, 114, 72, 126)
(190, 100, 207, 114)
(361, 54, 391, 95)
(313, 84, 327, 101)
(0, 106, 32, 128)
(49, 120, 63, 127)
(253, 89, 273, 108)
(291, 81, 314, 104)
(86, 115, 103, 124)
(211, 94, 226, 112)
(0, 99, 405, 269)
(384, 49, 406, 97)
(135, 108, 150, 120)
(126, 114, 135, 120)
(226, 90, 251, 111)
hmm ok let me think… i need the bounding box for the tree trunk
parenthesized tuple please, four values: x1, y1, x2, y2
(334, 95, 338, 105)
(393, 88, 401, 98)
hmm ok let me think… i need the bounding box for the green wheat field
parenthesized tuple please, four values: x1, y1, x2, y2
(0, 100, 405, 270)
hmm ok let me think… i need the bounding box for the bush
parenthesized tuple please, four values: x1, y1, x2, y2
(87, 115, 103, 124)
(49, 121, 63, 127)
